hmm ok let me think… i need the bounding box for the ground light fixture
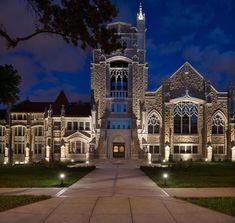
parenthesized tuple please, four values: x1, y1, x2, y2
(163, 173, 168, 186)
(60, 173, 65, 186)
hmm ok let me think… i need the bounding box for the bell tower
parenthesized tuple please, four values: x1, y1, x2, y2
(137, 2, 146, 54)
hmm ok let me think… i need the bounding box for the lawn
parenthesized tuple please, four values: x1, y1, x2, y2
(0, 195, 51, 212)
(0, 164, 95, 187)
(182, 197, 235, 217)
(141, 162, 235, 187)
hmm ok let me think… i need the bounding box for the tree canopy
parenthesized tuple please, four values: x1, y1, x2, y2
(0, 0, 121, 53)
(0, 65, 21, 107)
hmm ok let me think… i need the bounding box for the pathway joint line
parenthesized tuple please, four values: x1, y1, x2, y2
(160, 198, 178, 223)
(128, 197, 134, 223)
(88, 197, 99, 223)
(42, 197, 65, 223)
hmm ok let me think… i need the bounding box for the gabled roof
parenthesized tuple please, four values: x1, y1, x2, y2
(55, 91, 69, 107)
(10, 91, 91, 117)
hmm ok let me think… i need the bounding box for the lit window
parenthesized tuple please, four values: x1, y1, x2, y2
(212, 113, 225, 134)
(174, 102, 198, 134)
(148, 114, 160, 134)
(69, 141, 85, 154)
(108, 120, 131, 129)
(111, 103, 127, 113)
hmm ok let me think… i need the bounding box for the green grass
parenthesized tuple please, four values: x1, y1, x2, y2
(182, 197, 235, 217)
(0, 164, 95, 187)
(141, 162, 235, 187)
(0, 195, 51, 212)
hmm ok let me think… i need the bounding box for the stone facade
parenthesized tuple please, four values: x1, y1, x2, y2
(0, 5, 235, 164)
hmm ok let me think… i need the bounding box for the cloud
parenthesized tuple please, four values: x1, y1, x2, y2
(183, 45, 235, 78)
(206, 28, 231, 45)
(160, 0, 214, 29)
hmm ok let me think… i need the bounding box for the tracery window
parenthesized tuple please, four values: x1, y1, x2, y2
(174, 102, 198, 134)
(148, 114, 160, 134)
(110, 61, 128, 98)
(212, 113, 225, 134)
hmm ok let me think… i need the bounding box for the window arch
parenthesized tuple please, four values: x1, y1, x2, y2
(148, 113, 160, 134)
(212, 112, 225, 134)
(174, 102, 198, 134)
(110, 61, 128, 98)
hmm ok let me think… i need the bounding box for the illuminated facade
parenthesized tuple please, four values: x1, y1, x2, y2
(0, 4, 235, 164)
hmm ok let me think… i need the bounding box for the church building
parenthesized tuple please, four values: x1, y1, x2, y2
(1, 4, 235, 164)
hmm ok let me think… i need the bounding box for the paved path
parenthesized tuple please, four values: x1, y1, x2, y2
(164, 187, 235, 198)
(0, 163, 235, 223)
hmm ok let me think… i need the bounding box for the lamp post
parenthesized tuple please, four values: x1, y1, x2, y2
(60, 173, 65, 186)
(163, 173, 168, 186)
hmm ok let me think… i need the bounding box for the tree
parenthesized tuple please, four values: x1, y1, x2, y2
(0, 65, 21, 107)
(0, 0, 121, 54)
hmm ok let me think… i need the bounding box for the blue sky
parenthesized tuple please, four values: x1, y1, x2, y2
(0, 0, 235, 104)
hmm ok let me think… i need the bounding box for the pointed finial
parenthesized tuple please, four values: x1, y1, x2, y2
(137, 2, 145, 20)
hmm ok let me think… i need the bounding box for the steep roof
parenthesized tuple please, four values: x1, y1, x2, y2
(10, 91, 91, 117)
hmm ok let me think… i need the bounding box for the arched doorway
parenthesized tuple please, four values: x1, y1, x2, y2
(112, 135, 125, 158)
(113, 143, 125, 158)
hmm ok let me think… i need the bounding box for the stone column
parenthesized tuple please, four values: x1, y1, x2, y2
(4, 147, 9, 164)
(164, 145, 170, 161)
(231, 147, 235, 162)
(147, 152, 152, 164)
(46, 145, 50, 162)
(60, 145, 65, 162)
(25, 147, 29, 163)
(207, 146, 213, 161)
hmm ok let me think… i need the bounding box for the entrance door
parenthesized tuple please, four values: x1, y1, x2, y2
(113, 143, 125, 158)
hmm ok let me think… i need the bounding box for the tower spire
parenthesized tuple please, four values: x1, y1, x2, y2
(137, 2, 145, 20)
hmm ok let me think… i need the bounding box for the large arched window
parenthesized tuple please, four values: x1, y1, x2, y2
(110, 61, 128, 98)
(148, 114, 160, 134)
(174, 102, 198, 134)
(212, 112, 225, 134)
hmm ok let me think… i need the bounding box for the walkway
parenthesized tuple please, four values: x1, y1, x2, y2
(0, 162, 235, 223)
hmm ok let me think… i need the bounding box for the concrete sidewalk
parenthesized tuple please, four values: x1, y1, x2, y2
(164, 187, 235, 198)
(0, 163, 235, 223)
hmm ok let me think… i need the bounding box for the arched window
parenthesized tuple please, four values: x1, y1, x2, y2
(212, 113, 225, 134)
(110, 61, 128, 98)
(148, 114, 160, 134)
(174, 102, 198, 134)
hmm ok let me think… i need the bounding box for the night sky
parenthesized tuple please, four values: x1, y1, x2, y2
(0, 0, 235, 105)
